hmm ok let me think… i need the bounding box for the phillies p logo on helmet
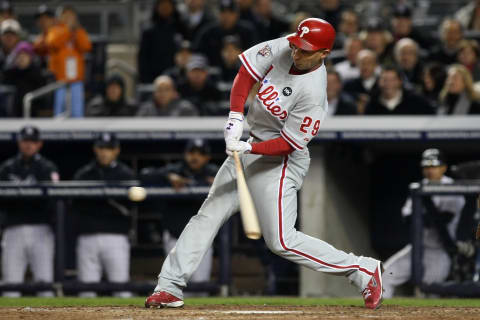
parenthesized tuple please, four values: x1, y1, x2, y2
(299, 26, 310, 38)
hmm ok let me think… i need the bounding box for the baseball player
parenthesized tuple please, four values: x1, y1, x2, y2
(0, 126, 59, 297)
(382, 148, 465, 298)
(145, 18, 383, 309)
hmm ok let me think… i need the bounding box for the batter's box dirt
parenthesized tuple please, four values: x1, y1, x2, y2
(1, 305, 480, 320)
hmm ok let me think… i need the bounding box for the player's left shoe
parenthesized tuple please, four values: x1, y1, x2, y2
(362, 261, 383, 310)
(145, 291, 184, 308)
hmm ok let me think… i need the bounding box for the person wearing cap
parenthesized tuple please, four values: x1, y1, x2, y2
(193, 0, 257, 68)
(163, 40, 193, 85)
(138, 0, 186, 84)
(0, 1, 13, 24)
(0, 126, 59, 297)
(0, 19, 21, 68)
(359, 19, 395, 67)
(140, 139, 218, 291)
(3, 41, 46, 117)
(86, 74, 135, 117)
(220, 35, 243, 82)
(382, 148, 466, 298)
(390, 4, 432, 50)
(136, 75, 199, 117)
(177, 54, 222, 115)
(146, 17, 384, 310)
(33, 4, 56, 57)
(33, 5, 91, 118)
(72, 132, 135, 297)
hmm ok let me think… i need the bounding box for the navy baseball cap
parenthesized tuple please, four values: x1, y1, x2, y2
(94, 132, 120, 148)
(421, 148, 447, 167)
(185, 138, 211, 154)
(18, 125, 40, 141)
(35, 4, 54, 19)
(219, 0, 237, 12)
(393, 5, 412, 18)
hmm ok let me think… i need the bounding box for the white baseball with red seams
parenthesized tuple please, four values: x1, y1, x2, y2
(154, 36, 380, 300)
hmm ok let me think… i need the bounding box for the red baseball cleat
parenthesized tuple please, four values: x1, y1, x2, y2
(362, 261, 383, 310)
(145, 291, 184, 308)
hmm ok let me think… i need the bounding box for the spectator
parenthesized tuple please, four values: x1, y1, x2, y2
(390, 4, 432, 50)
(334, 35, 363, 82)
(163, 40, 193, 85)
(438, 64, 480, 115)
(237, 0, 257, 28)
(429, 19, 464, 65)
(178, 54, 222, 115)
(359, 19, 394, 66)
(253, 0, 289, 41)
(296, 0, 344, 30)
(0, 19, 21, 70)
(3, 42, 46, 117)
(179, 0, 215, 41)
(86, 74, 135, 117)
(140, 139, 218, 292)
(393, 38, 423, 89)
(365, 66, 434, 115)
(0, 0, 13, 24)
(73, 132, 135, 298)
(36, 5, 91, 118)
(334, 9, 359, 49)
(138, 0, 185, 83)
(383, 149, 466, 298)
(420, 63, 447, 110)
(220, 35, 243, 82)
(33, 4, 55, 62)
(288, 12, 311, 34)
(0, 126, 59, 297)
(455, 0, 480, 31)
(326, 69, 357, 116)
(193, 0, 256, 68)
(457, 39, 480, 82)
(136, 75, 199, 117)
(343, 49, 379, 114)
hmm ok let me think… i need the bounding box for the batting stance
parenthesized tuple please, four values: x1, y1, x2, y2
(146, 18, 383, 309)
(382, 149, 465, 298)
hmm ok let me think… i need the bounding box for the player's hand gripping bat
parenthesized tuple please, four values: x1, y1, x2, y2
(233, 151, 262, 240)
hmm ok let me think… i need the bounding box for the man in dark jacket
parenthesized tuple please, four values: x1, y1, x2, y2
(193, 0, 257, 68)
(73, 132, 135, 297)
(86, 74, 135, 117)
(327, 69, 358, 116)
(138, 0, 186, 83)
(140, 139, 218, 288)
(365, 66, 434, 115)
(0, 126, 59, 297)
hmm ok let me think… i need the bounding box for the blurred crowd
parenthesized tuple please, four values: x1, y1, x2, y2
(1, 0, 480, 117)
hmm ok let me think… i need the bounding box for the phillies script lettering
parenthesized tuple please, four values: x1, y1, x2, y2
(256, 82, 288, 120)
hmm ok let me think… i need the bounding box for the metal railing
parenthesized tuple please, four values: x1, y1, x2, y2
(23, 81, 66, 119)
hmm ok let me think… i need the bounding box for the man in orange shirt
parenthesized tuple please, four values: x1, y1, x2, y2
(34, 5, 91, 117)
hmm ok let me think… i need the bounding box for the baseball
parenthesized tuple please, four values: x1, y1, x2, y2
(128, 186, 147, 202)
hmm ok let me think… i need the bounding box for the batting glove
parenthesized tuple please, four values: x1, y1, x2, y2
(226, 140, 252, 156)
(224, 111, 244, 144)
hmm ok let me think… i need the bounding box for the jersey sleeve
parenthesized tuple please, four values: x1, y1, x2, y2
(280, 102, 327, 151)
(239, 37, 285, 82)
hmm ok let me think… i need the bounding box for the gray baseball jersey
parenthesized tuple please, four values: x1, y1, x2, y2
(240, 37, 328, 151)
(154, 36, 380, 299)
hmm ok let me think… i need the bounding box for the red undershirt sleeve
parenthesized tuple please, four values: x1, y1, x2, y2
(230, 65, 257, 113)
(250, 137, 295, 156)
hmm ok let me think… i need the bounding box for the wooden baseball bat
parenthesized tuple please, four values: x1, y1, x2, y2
(233, 151, 262, 240)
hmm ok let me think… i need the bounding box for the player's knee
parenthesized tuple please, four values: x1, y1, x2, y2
(264, 237, 288, 256)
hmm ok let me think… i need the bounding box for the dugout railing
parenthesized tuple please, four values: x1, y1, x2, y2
(410, 181, 480, 297)
(0, 181, 231, 297)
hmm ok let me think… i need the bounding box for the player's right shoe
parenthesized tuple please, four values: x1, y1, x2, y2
(362, 261, 383, 310)
(145, 291, 184, 308)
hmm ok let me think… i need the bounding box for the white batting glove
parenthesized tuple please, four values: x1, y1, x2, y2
(224, 111, 244, 144)
(226, 140, 252, 156)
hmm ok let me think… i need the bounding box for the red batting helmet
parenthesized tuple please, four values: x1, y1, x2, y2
(287, 18, 336, 51)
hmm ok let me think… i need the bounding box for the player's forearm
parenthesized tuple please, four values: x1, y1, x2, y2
(250, 137, 295, 156)
(230, 65, 257, 113)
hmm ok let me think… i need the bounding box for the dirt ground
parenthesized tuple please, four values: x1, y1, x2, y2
(1, 305, 480, 320)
